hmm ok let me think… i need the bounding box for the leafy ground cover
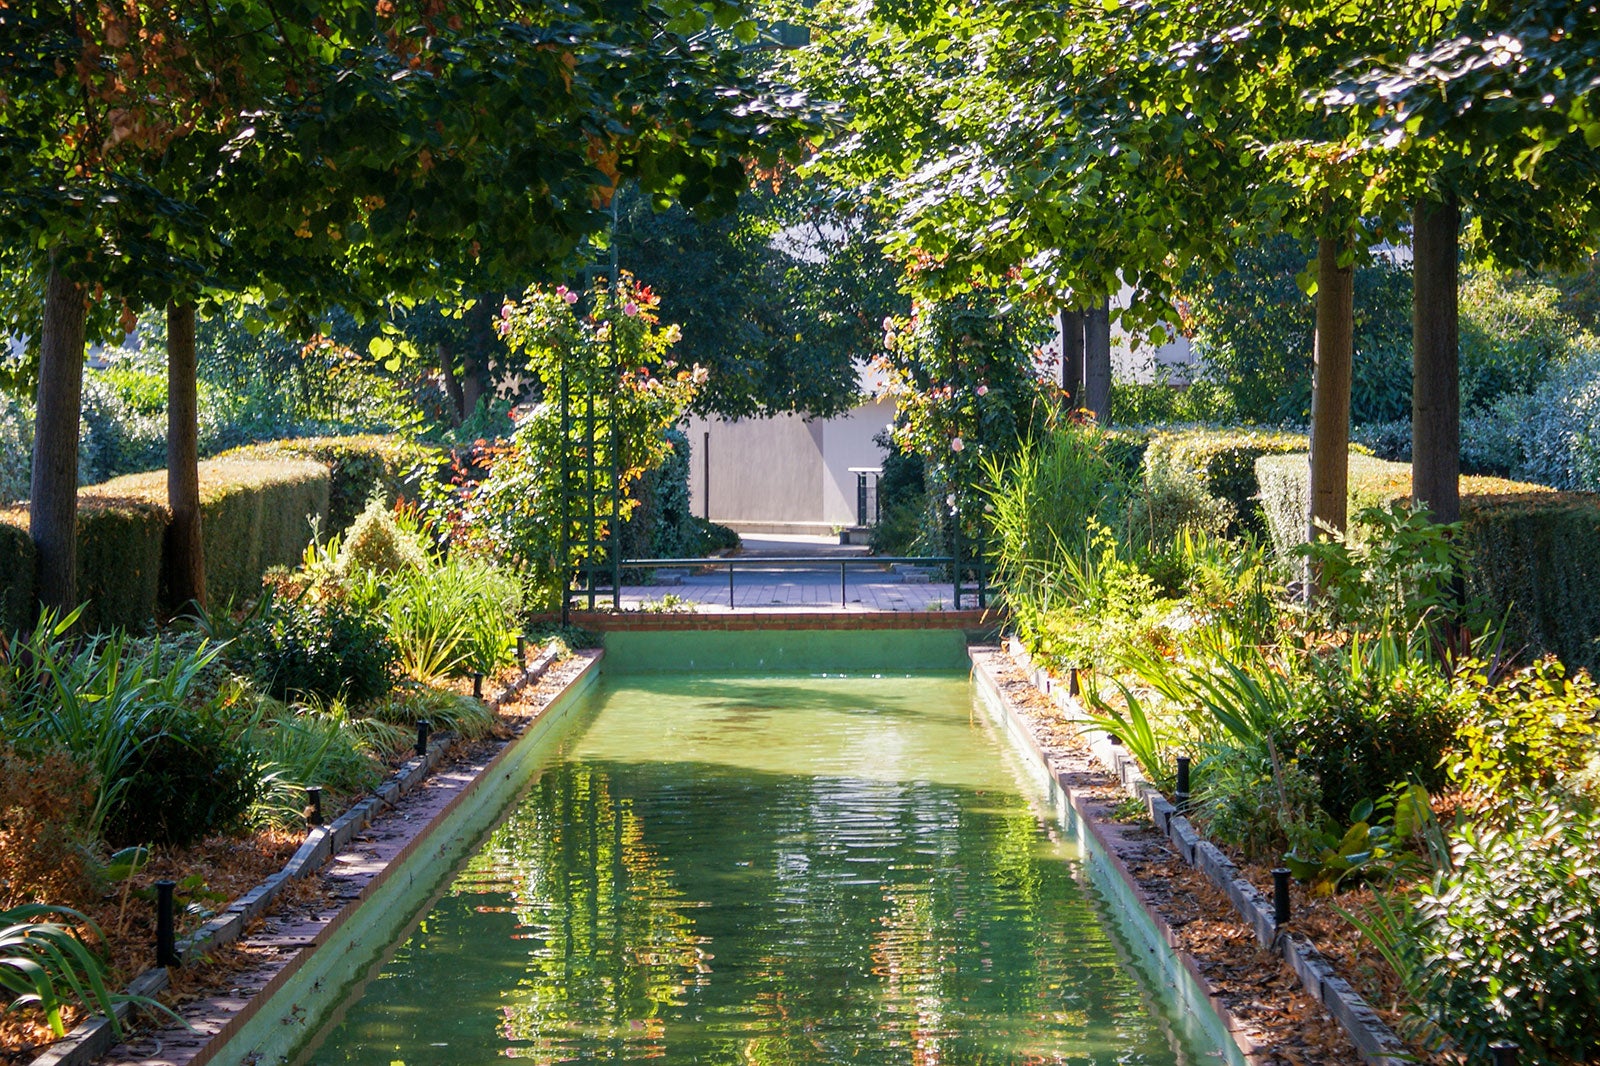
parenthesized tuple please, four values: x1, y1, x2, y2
(990, 421, 1600, 1066)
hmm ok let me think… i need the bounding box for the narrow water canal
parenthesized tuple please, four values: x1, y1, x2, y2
(297, 673, 1211, 1065)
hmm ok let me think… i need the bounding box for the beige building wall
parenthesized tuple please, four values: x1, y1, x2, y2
(685, 397, 895, 534)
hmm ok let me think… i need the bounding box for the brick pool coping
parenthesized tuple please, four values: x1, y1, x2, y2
(30, 645, 592, 1066)
(993, 640, 1410, 1066)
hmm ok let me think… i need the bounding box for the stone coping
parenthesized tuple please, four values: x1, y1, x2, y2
(29, 644, 579, 1066)
(1001, 639, 1410, 1066)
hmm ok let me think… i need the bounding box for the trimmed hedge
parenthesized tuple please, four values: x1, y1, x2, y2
(0, 457, 329, 633)
(218, 434, 437, 535)
(1256, 453, 1600, 672)
(100, 459, 330, 609)
(0, 520, 35, 635)
(1143, 428, 1310, 535)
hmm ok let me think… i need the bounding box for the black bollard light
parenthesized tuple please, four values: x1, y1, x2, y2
(1489, 1042, 1520, 1066)
(472, 671, 484, 699)
(305, 785, 324, 827)
(1175, 755, 1191, 810)
(1067, 667, 1080, 697)
(1272, 868, 1292, 925)
(155, 879, 180, 967)
(517, 634, 527, 663)
(416, 719, 431, 757)
(1108, 733, 1122, 746)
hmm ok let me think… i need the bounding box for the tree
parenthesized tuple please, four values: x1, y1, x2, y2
(1327, 0, 1600, 523)
(614, 182, 900, 420)
(0, 0, 825, 616)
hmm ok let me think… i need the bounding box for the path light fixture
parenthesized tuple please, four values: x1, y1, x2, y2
(472, 671, 484, 699)
(1272, 868, 1292, 925)
(1489, 1042, 1519, 1066)
(305, 786, 324, 827)
(416, 719, 431, 757)
(1067, 667, 1080, 697)
(155, 880, 180, 967)
(1175, 755, 1191, 811)
(517, 634, 527, 662)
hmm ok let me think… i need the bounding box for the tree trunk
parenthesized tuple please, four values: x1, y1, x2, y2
(30, 257, 87, 616)
(1059, 309, 1085, 410)
(438, 340, 465, 426)
(1083, 299, 1112, 424)
(1412, 195, 1461, 524)
(462, 350, 487, 418)
(1309, 235, 1355, 545)
(165, 299, 206, 612)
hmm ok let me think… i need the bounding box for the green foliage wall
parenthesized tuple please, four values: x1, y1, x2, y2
(0, 457, 330, 633)
(218, 434, 436, 534)
(1142, 428, 1310, 535)
(1255, 453, 1600, 671)
(74, 496, 170, 632)
(101, 459, 332, 609)
(0, 521, 35, 634)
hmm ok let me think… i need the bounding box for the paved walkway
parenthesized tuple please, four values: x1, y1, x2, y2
(602, 533, 986, 613)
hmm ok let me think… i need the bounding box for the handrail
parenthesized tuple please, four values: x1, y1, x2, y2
(572, 555, 990, 610)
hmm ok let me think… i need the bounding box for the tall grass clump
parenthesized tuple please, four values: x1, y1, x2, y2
(983, 421, 1125, 590)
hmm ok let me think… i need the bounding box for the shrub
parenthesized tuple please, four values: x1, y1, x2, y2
(1142, 428, 1310, 536)
(620, 427, 700, 559)
(1447, 657, 1600, 813)
(219, 435, 437, 535)
(101, 707, 261, 847)
(245, 595, 397, 705)
(1505, 347, 1600, 491)
(1408, 795, 1600, 1065)
(0, 395, 31, 508)
(1285, 646, 1461, 823)
(0, 458, 333, 632)
(337, 498, 429, 576)
(72, 496, 169, 633)
(1255, 453, 1600, 670)
(0, 743, 97, 909)
(1458, 271, 1594, 412)
(1194, 745, 1324, 863)
(1297, 502, 1473, 635)
(79, 373, 167, 484)
(2, 618, 231, 841)
(1124, 457, 1234, 557)
(686, 516, 739, 556)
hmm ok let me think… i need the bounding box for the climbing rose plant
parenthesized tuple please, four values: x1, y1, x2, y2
(875, 289, 1057, 526)
(457, 274, 704, 608)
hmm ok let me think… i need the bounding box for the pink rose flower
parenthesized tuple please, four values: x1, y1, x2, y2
(950, 437, 965, 452)
(563, 290, 579, 305)
(976, 384, 989, 396)
(623, 301, 639, 317)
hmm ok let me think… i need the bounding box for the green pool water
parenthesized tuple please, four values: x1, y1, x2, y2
(295, 673, 1214, 1065)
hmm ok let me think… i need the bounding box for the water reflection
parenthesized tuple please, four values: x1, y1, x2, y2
(299, 674, 1201, 1065)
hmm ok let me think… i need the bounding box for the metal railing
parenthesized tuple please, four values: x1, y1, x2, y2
(574, 555, 990, 611)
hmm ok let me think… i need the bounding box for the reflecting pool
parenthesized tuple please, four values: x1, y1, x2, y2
(297, 673, 1210, 1065)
